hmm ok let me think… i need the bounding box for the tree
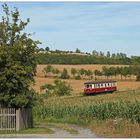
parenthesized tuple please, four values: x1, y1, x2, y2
(109, 67, 117, 79)
(99, 51, 104, 57)
(45, 46, 50, 52)
(85, 70, 93, 79)
(136, 73, 140, 81)
(40, 80, 72, 97)
(94, 69, 102, 79)
(52, 68, 60, 74)
(71, 68, 77, 78)
(43, 65, 53, 77)
(92, 50, 99, 56)
(106, 51, 111, 58)
(76, 48, 80, 53)
(60, 68, 69, 79)
(131, 57, 140, 81)
(39, 48, 44, 52)
(40, 84, 55, 98)
(79, 68, 86, 79)
(54, 80, 72, 96)
(0, 4, 40, 108)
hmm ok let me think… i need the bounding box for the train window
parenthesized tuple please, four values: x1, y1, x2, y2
(100, 84, 103, 87)
(87, 84, 89, 88)
(108, 83, 110, 87)
(96, 84, 99, 88)
(90, 84, 92, 88)
(98, 84, 100, 88)
(103, 83, 105, 87)
(92, 84, 95, 88)
(109, 83, 112, 87)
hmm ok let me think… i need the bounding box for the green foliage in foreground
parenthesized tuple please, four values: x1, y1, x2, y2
(33, 101, 140, 124)
(40, 80, 73, 97)
(0, 4, 39, 107)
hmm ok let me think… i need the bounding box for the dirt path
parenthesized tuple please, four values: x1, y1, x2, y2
(0, 123, 97, 138)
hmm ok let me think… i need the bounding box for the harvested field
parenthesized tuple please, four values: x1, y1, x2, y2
(33, 77, 140, 94)
(33, 65, 139, 94)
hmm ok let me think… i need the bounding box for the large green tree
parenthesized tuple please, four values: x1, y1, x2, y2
(0, 4, 40, 108)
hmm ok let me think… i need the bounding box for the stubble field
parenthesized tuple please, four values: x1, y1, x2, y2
(33, 65, 140, 94)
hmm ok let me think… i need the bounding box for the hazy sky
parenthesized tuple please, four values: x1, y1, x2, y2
(0, 2, 140, 56)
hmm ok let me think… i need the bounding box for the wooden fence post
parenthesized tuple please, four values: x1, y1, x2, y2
(16, 109, 20, 131)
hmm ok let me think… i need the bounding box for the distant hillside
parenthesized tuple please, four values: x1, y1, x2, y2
(35, 53, 132, 65)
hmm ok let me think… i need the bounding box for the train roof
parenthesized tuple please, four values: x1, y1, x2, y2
(84, 80, 116, 84)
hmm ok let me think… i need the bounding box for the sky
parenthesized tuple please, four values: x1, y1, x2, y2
(0, 2, 140, 56)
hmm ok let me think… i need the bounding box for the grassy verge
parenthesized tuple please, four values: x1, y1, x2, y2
(0, 127, 54, 134)
(89, 119, 140, 138)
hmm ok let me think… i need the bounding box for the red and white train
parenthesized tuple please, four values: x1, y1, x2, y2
(84, 80, 117, 95)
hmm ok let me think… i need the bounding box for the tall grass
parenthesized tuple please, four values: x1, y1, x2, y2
(33, 101, 140, 124)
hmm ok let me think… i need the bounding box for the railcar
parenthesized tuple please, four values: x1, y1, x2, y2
(84, 80, 117, 95)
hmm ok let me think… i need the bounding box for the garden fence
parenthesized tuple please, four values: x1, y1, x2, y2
(0, 108, 33, 131)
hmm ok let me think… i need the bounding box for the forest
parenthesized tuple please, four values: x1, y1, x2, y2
(35, 48, 140, 65)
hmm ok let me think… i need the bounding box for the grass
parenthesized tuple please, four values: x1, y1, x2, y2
(0, 127, 54, 134)
(89, 119, 140, 138)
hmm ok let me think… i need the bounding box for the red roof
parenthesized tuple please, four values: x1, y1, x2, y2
(84, 80, 116, 84)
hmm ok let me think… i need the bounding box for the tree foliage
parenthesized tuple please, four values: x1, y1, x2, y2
(36, 53, 131, 65)
(40, 80, 72, 97)
(60, 68, 69, 79)
(0, 4, 40, 108)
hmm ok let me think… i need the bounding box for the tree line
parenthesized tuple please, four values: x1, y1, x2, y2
(36, 53, 132, 65)
(43, 65, 140, 81)
(35, 47, 140, 65)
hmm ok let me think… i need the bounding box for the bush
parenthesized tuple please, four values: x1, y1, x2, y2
(43, 65, 54, 77)
(74, 75, 81, 80)
(60, 68, 70, 79)
(40, 80, 73, 97)
(54, 80, 72, 96)
(40, 84, 55, 97)
(136, 74, 140, 81)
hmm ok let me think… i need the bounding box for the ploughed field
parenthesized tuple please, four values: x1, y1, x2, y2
(33, 64, 140, 94)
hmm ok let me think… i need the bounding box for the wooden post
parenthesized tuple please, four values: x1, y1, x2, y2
(16, 109, 20, 131)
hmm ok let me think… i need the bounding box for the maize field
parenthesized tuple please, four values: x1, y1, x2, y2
(33, 100, 140, 124)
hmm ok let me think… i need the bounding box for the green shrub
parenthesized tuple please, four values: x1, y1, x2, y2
(136, 74, 140, 81)
(60, 68, 70, 79)
(40, 80, 72, 97)
(54, 80, 72, 96)
(74, 75, 81, 80)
